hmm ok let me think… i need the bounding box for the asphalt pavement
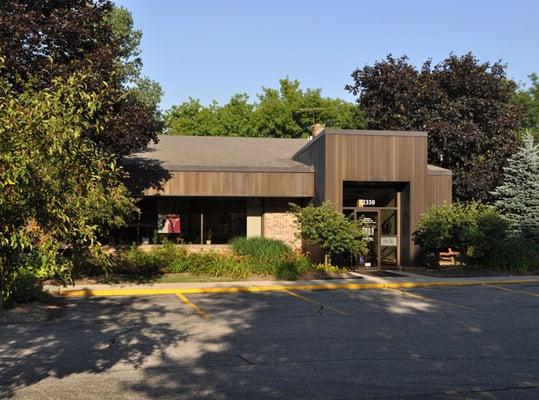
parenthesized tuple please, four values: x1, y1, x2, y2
(2, 284, 539, 399)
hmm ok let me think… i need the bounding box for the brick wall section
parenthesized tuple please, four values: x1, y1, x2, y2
(262, 199, 302, 251)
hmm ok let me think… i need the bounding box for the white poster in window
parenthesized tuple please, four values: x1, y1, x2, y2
(381, 236, 397, 247)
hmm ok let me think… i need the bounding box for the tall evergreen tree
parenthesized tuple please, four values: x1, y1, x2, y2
(491, 133, 539, 242)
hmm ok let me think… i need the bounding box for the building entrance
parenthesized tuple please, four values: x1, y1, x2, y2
(343, 182, 403, 270)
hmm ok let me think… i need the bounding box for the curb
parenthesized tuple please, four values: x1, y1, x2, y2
(51, 279, 539, 297)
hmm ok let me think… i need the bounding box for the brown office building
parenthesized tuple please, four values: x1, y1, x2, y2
(124, 128, 452, 267)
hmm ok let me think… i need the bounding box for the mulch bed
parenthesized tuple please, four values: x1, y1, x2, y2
(0, 300, 64, 324)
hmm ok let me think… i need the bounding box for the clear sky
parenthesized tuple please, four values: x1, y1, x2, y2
(116, 0, 539, 110)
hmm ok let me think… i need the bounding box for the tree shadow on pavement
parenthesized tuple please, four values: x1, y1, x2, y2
(2, 288, 539, 399)
(123, 289, 539, 399)
(0, 296, 185, 398)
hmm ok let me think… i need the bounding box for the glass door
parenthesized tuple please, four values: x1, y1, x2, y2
(355, 209, 380, 269)
(380, 208, 398, 267)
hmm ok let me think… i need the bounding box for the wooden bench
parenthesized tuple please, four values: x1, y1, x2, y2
(439, 248, 460, 266)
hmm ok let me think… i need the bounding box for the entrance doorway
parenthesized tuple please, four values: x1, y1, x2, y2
(344, 207, 399, 269)
(342, 182, 404, 270)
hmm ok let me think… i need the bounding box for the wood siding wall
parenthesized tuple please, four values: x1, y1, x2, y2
(324, 133, 429, 265)
(141, 170, 314, 197)
(294, 135, 326, 204)
(427, 175, 452, 206)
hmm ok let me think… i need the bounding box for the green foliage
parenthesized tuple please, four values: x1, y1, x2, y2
(114, 243, 188, 277)
(467, 238, 539, 273)
(414, 202, 489, 251)
(229, 237, 308, 278)
(290, 202, 368, 261)
(512, 74, 539, 143)
(416, 202, 539, 272)
(0, 72, 136, 306)
(347, 53, 523, 201)
(230, 237, 292, 261)
(491, 133, 539, 242)
(0, 1, 163, 157)
(3, 269, 42, 307)
(89, 237, 310, 281)
(92, 239, 313, 281)
(165, 78, 366, 138)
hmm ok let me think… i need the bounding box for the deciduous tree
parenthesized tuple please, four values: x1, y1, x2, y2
(0, 0, 163, 157)
(512, 73, 539, 143)
(0, 72, 136, 308)
(166, 78, 366, 138)
(346, 53, 524, 201)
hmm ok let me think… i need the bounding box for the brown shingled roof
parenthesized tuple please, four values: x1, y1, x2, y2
(124, 135, 314, 173)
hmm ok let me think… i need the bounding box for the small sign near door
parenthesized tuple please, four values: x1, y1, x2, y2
(357, 199, 376, 207)
(381, 236, 397, 247)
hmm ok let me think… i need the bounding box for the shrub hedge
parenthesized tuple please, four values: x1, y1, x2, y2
(416, 202, 539, 272)
(73, 238, 314, 280)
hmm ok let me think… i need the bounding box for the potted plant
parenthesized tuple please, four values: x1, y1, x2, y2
(206, 229, 213, 245)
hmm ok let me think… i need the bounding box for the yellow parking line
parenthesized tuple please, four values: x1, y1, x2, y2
(484, 284, 539, 297)
(283, 289, 349, 315)
(389, 288, 477, 311)
(175, 292, 209, 320)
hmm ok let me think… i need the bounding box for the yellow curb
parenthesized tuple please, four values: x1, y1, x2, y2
(52, 279, 539, 298)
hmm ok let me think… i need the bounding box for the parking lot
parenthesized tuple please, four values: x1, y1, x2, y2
(2, 283, 539, 399)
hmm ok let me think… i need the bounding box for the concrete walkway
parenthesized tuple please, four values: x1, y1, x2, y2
(44, 271, 539, 297)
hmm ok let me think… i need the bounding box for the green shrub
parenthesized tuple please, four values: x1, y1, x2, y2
(116, 245, 160, 276)
(274, 254, 312, 280)
(81, 240, 317, 281)
(4, 269, 42, 307)
(290, 201, 368, 264)
(465, 210, 510, 264)
(229, 237, 314, 279)
(184, 251, 252, 279)
(149, 242, 188, 273)
(230, 237, 292, 260)
(414, 202, 488, 252)
(72, 247, 114, 278)
(416, 202, 539, 272)
(472, 238, 539, 272)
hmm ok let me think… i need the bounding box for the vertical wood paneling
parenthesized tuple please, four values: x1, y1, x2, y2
(142, 171, 314, 197)
(318, 133, 443, 265)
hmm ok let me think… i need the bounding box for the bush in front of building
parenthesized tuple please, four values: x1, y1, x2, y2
(290, 202, 368, 265)
(230, 237, 292, 261)
(414, 202, 486, 253)
(415, 202, 539, 272)
(87, 239, 313, 280)
(230, 237, 312, 279)
(229, 237, 296, 276)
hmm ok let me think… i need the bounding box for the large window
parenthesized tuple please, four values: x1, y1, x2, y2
(126, 197, 247, 244)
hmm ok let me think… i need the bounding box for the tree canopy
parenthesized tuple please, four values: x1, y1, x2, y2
(0, 0, 163, 157)
(512, 73, 539, 143)
(165, 78, 367, 138)
(0, 71, 136, 306)
(346, 53, 524, 201)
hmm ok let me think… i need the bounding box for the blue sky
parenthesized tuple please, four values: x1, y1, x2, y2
(116, 0, 539, 110)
